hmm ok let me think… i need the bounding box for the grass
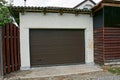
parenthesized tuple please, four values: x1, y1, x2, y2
(108, 67, 120, 75)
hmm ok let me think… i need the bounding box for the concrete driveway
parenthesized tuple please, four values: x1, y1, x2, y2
(4, 64, 119, 80)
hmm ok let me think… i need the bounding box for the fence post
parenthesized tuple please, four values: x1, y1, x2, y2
(0, 27, 4, 78)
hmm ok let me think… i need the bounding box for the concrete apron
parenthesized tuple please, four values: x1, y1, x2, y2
(5, 64, 103, 80)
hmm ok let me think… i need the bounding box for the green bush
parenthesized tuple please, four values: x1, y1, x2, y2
(0, 1, 13, 26)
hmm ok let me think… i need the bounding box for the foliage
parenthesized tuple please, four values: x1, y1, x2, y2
(0, 0, 13, 26)
(108, 67, 120, 75)
(0, 0, 6, 4)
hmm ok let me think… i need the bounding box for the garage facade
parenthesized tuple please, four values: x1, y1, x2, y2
(12, 7, 94, 70)
(30, 29, 85, 67)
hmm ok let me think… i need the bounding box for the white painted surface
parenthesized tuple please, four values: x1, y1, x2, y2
(20, 12, 94, 69)
(20, 28, 30, 70)
(75, 0, 95, 9)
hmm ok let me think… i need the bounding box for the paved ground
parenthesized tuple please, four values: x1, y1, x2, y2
(3, 64, 120, 80)
(4, 71, 120, 80)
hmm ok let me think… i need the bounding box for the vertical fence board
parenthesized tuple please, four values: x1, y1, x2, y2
(13, 26, 17, 71)
(2, 26, 6, 74)
(6, 24, 11, 73)
(18, 28, 21, 69)
(16, 27, 20, 70)
(10, 24, 14, 71)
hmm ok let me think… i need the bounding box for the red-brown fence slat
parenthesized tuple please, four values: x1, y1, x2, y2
(2, 26, 6, 74)
(16, 27, 20, 70)
(13, 26, 17, 70)
(6, 24, 11, 73)
(10, 24, 15, 71)
(15, 27, 18, 70)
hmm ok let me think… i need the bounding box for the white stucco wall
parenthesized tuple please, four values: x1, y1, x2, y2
(20, 12, 94, 70)
(75, 0, 95, 9)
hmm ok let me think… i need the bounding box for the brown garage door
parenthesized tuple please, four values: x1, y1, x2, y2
(30, 29, 85, 67)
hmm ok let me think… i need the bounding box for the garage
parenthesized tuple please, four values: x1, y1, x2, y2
(30, 29, 85, 67)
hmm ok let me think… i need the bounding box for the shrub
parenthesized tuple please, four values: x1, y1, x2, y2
(0, 1, 13, 26)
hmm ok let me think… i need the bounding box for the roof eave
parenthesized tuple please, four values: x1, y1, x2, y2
(73, 0, 96, 9)
(9, 6, 91, 15)
(92, 1, 120, 13)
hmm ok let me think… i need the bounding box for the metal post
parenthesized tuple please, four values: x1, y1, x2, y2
(24, 0, 26, 6)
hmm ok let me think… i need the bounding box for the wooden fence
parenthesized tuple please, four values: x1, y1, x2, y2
(1, 23, 20, 75)
(94, 27, 120, 65)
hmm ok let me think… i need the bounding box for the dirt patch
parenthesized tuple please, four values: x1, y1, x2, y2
(4, 70, 32, 79)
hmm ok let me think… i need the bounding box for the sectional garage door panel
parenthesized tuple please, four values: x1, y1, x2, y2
(30, 29, 85, 67)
